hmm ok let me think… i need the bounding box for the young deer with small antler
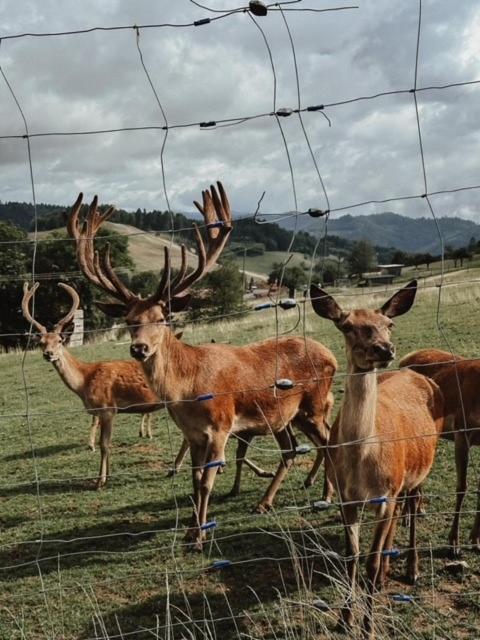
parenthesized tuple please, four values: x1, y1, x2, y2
(67, 182, 337, 549)
(400, 348, 480, 555)
(310, 282, 444, 638)
(22, 281, 164, 488)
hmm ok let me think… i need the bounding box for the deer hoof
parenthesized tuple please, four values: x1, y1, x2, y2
(255, 502, 272, 514)
(166, 468, 178, 478)
(95, 479, 106, 490)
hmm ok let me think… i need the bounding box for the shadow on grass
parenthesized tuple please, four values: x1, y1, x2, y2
(76, 525, 344, 640)
(3, 443, 83, 462)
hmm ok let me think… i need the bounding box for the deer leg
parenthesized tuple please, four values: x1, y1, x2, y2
(228, 433, 253, 497)
(242, 457, 274, 479)
(188, 431, 229, 551)
(166, 438, 190, 478)
(139, 414, 146, 438)
(88, 416, 99, 452)
(146, 414, 153, 439)
(449, 429, 469, 556)
(406, 490, 421, 584)
(379, 502, 401, 587)
(185, 441, 207, 543)
(296, 418, 334, 501)
(255, 428, 296, 514)
(339, 503, 359, 632)
(363, 500, 398, 639)
(96, 412, 114, 489)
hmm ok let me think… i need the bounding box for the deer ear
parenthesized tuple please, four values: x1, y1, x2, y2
(60, 322, 75, 344)
(379, 279, 417, 318)
(168, 294, 191, 313)
(95, 301, 128, 317)
(310, 284, 344, 322)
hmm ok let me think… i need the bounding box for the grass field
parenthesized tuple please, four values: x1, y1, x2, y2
(1, 274, 480, 639)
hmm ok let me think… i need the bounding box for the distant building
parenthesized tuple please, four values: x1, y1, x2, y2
(364, 274, 395, 287)
(377, 264, 404, 277)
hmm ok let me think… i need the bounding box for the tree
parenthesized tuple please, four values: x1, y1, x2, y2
(0, 222, 29, 350)
(348, 240, 376, 278)
(187, 260, 247, 323)
(268, 263, 307, 296)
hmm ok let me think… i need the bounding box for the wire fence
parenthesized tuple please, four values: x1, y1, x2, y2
(1, 1, 480, 639)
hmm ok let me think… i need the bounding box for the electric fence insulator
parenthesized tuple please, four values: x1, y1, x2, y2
(249, 1, 268, 16)
(307, 208, 328, 218)
(295, 444, 311, 455)
(275, 378, 295, 390)
(276, 107, 293, 117)
(278, 298, 297, 310)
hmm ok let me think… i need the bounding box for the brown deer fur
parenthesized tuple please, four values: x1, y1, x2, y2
(400, 348, 479, 554)
(310, 281, 444, 637)
(66, 183, 337, 549)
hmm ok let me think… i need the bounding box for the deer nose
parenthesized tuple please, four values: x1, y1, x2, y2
(130, 343, 149, 360)
(373, 343, 395, 361)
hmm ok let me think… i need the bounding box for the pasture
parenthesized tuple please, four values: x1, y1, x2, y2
(1, 275, 480, 639)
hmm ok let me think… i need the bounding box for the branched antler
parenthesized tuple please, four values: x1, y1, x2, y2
(66, 182, 232, 307)
(22, 282, 46, 334)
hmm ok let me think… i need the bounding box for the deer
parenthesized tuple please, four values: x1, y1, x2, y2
(400, 348, 480, 555)
(88, 411, 153, 452)
(22, 281, 276, 494)
(66, 182, 337, 549)
(309, 281, 444, 638)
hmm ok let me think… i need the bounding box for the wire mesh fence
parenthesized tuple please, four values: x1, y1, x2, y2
(1, 1, 480, 638)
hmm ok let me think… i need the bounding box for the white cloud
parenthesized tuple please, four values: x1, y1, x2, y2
(0, 0, 478, 223)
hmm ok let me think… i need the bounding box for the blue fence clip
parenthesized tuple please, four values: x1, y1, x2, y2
(312, 500, 332, 511)
(204, 460, 226, 470)
(278, 298, 297, 310)
(255, 302, 273, 310)
(382, 548, 401, 558)
(210, 559, 232, 570)
(392, 594, 413, 603)
(295, 444, 311, 455)
(312, 598, 329, 611)
(275, 378, 294, 390)
(206, 221, 225, 229)
(200, 520, 217, 531)
(368, 496, 388, 505)
(196, 393, 214, 402)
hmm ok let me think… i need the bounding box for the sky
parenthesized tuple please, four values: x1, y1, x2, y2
(0, 0, 479, 224)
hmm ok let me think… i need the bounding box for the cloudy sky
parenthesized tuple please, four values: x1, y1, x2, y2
(0, 0, 479, 224)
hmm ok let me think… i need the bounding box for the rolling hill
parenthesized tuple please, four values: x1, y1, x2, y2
(280, 211, 480, 253)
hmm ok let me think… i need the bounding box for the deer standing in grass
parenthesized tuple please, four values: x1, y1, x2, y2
(22, 282, 274, 492)
(67, 182, 337, 549)
(22, 281, 163, 488)
(310, 281, 444, 638)
(400, 348, 480, 555)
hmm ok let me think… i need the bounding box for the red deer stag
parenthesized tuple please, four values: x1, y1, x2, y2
(67, 183, 337, 549)
(310, 281, 444, 638)
(400, 348, 480, 555)
(22, 282, 273, 493)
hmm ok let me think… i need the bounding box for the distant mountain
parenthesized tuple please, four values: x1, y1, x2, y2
(280, 212, 480, 253)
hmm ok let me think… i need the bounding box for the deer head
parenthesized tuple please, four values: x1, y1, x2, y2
(310, 280, 417, 371)
(66, 182, 232, 361)
(22, 282, 80, 362)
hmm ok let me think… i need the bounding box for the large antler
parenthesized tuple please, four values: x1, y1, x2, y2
(66, 193, 137, 304)
(149, 181, 233, 303)
(22, 282, 47, 334)
(67, 182, 232, 307)
(53, 283, 80, 333)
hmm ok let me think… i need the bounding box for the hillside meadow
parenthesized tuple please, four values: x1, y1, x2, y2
(1, 274, 480, 639)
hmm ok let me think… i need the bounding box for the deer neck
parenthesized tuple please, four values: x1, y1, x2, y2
(52, 348, 87, 395)
(338, 361, 378, 448)
(141, 328, 198, 403)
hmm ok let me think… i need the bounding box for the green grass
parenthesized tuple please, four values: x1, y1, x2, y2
(1, 276, 480, 639)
